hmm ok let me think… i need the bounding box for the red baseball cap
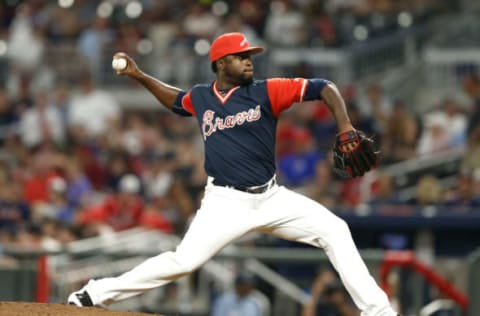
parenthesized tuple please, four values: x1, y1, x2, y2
(209, 32, 264, 62)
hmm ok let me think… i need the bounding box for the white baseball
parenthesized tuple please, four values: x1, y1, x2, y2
(112, 57, 128, 71)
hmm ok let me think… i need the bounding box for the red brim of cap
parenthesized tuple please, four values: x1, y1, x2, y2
(212, 46, 265, 62)
(241, 46, 264, 56)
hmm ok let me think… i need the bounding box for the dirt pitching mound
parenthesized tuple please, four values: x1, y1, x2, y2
(0, 302, 163, 316)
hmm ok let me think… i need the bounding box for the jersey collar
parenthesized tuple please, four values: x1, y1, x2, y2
(213, 81, 240, 104)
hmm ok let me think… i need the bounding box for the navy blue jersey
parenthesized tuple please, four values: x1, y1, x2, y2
(173, 78, 329, 187)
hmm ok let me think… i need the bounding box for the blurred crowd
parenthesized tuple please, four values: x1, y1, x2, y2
(0, 0, 459, 86)
(0, 0, 479, 255)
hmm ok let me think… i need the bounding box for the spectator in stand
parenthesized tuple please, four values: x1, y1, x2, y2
(6, 3, 45, 72)
(472, 168, 480, 207)
(338, 177, 363, 210)
(264, 0, 307, 47)
(183, 3, 219, 39)
(72, 145, 107, 191)
(44, 1, 83, 42)
(416, 115, 450, 156)
(235, 1, 267, 36)
(0, 88, 19, 146)
(438, 98, 467, 147)
(5, 140, 30, 186)
(10, 75, 34, 114)
(381, 99, 419, 164)
(142, 149, 199, 233)
(0, 3, 13, 32)
(417, 98, 467, 156)
(212, 271, 270, 316)
(463, 72, 480, 146)
(22, 148, 60, 206)
(368, 172, 400, 206)
(56, 222, 81, 245)
(14, 223, 43, 249)
(113, 23, 142, 60)
(444, 172, 480, 212)
(277, 128, 325, 187)
(304, 160, 339, 210)
(302, 267, 359, 316)
(51, 83, 72, 131)
(139, 198, 173, 234)
(0, 228, 14, 250)
(164, 27, 196, 86)
(0, 166, 30, 235)
(19, 91, 64, 148)
(412, 175, 443, 208)
(120, 114, 149, 156)
(143, 152, 174, 199)
(462, 72, 480, 171)
(37, 176, 75, 224)
(276, 113, 299, 157)
(39, 217, 62, 251)
(358, 84, 392, 136)
(77, 16, 113, 82)
(77, 174, 143, 232)
(68, 72, 121, 139)
(63, 156, 93, 209)
(104, 152, 139, 192)
(307, 2, 338, 47)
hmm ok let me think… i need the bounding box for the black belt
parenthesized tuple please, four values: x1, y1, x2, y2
(212, 177, 276, 194)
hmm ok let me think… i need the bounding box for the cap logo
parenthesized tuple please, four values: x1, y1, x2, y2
(240, 37, 248, 47)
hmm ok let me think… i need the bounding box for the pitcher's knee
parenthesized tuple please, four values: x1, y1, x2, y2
(318, 218, 353, 249)
(331, 217, 351, 237)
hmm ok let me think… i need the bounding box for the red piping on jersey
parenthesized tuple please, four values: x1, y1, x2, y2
(181, 90, 196, 116)
(300, 78, 307, 102)
(213, 81, 240, 104)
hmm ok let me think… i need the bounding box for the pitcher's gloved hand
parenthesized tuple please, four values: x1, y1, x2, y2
(332, 130, 380, 179)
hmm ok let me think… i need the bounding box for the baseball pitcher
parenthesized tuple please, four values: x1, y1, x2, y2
(68, 32, 399, 316)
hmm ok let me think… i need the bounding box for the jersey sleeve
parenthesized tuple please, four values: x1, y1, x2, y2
(304, 79, 330, 101)
(172, 90, 195, 117)
(266, 78, 330, 117)
(266, 78, 307, 117)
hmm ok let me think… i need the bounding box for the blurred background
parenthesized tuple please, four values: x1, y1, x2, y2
(0, 0, 479, 315)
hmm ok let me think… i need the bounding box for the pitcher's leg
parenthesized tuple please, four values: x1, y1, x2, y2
(258, 187, 397, 316)
(75, 195, 253, 306)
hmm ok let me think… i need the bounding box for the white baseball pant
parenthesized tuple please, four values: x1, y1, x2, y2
(78, 178, 397, 316)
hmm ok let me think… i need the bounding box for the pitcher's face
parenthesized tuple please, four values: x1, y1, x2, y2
(221, 52, 254, 85)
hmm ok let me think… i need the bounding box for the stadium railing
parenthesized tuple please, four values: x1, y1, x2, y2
(379, 251, 468, 314)
(361, 147, 465, 203)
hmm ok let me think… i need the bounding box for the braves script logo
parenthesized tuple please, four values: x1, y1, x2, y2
(202, 105, 261, 140)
